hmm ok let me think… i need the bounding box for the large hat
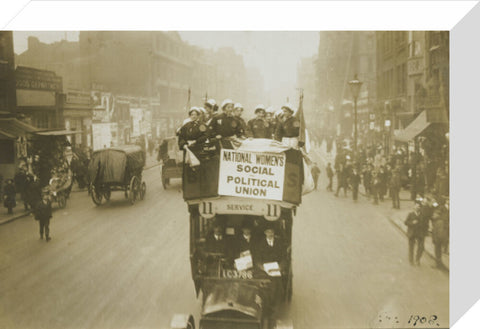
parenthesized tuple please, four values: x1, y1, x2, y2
(188, 107, 200, 115)
(221, 99, 234, 110)
(198, 107, 207, 114)
(265, 106, 275, 114)
(255, 104, 266, 114)
(234, 103, 244, 110)
(205, 99, 216, 108)
(281, 103, 294, 113)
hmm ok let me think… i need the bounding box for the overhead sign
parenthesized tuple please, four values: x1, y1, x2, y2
(15, 66, 62, 92)
(198, 197, 286, 220)
(218, 149, 286, 201)
(66, 91, 91, 105)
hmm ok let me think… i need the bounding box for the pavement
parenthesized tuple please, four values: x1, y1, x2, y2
(0, 154, 161, 226)
(311, 142, 449, 271)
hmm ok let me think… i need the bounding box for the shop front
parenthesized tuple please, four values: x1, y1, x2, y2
(15, 66, 63, 129)
(0, 118, 38, 183)
(63, 90, 93, 148)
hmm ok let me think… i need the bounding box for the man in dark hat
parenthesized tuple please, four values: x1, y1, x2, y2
(3, 179, 16, 214)
(255, 222, 287, 316)
(232, 218, 256, 260)
(404, 199, 429, 266)
(255, 223, 287, 274)
(35, 191, 53, 242)
(205, 218, 227, 255)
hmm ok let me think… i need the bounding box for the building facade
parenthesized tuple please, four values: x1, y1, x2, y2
(0, 31, 16, 116)
(316, 31, 377, 141)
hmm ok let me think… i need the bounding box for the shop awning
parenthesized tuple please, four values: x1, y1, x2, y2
(0, 118, 39, 139)
(394, 110, 430, 142)
(35, 129, 83, 136)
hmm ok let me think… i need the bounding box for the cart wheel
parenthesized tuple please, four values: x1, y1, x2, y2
(57, 193, 67, 209)
(91, 185, 103, 206)
(104, 189, 111, 201)
(129, 176, 140, 205)
(140, 182, 146, 200)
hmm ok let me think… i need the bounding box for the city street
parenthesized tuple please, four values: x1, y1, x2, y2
(0, 158, 448, 329)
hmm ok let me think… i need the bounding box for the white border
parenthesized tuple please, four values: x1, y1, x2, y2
(2, 1, 480, 328)
(2, 1, 477, 30)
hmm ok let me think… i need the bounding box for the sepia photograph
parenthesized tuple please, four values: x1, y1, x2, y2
(0, 28, 450, 329)
(3, 0, 472, 326)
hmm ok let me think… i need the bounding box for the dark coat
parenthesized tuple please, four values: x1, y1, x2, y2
(246, 118, 271, 139)
(255, 236, 287, 270)
(25, 179, 42, 207)
(3, 183, 16, 208)
(311, 165, 321, 178)
(34, 200, 52, 221)
(274, 116, 300, 141)
(404, 210, 428, 238)
(205, 233, 227, 255)
(431, 206, 449, 244)
(209, 113, 243, 138)
(349, 172, 361, 188)
(390, 169, 402, 190)
(177, 120, 208, 149)
(326, 166, 334, 178)
(236, 117, 247, 136)
(233, 234, 256, 259)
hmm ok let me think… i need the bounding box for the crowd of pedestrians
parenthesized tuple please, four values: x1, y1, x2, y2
(316, 138, 449, 272)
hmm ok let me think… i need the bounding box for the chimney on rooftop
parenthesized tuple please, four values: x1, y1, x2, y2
(27, 36, 40, 50)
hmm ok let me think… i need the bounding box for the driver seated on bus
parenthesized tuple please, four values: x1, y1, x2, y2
(254, 223, 287, 275)
(232, 219, 256, 260)
(254, 223, 288, 314)
(205, 219, 227, 256)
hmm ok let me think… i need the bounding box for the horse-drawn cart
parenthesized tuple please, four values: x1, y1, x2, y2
(88, 145, 146, 205)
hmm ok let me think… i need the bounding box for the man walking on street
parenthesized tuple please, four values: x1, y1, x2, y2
(350, 168, 361, 201)
(326, 163, 334, 191)
(431, 197, 449, 271)
(311, 162, 321, 190)
(35, 192, 53, 242)
(390, 166, 402, 209)
(404, 199, 428, 266)
(335, 164, 348, 197)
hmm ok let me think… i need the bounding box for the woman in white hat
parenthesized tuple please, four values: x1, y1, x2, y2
(178, 107, 208, 150)
(274, 103, 301, 146)
(209, 99, 243, 138)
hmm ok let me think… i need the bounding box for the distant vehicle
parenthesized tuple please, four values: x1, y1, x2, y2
(171, 138, 309, 329)
(88, 145, 146, 205)
(159, 137, 183, 189)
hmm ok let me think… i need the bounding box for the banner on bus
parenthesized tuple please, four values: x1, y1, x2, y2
(218, 149, 286, 201)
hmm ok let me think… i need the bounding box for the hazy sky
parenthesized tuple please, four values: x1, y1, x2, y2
(179, 32, 319, 97)
(13, 31, 319, 102)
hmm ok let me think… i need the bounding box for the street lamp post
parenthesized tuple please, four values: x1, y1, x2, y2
(348, 74, 363, 158)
